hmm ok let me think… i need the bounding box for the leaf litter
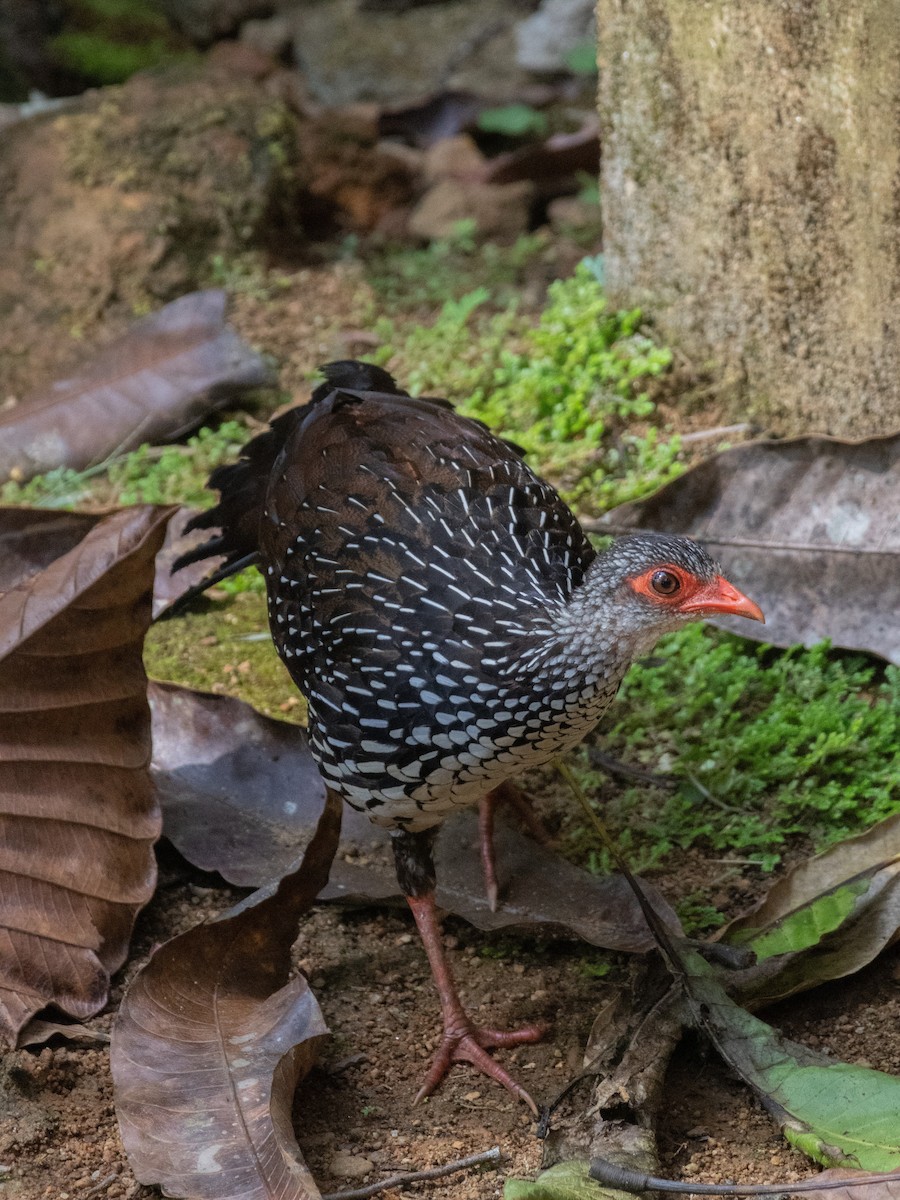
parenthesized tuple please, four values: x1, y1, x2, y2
(0, 391, 898, 1197)
(0, 290, 273, 486)
(111, 790, 341, 1200)
(0, 503, 173, 1046)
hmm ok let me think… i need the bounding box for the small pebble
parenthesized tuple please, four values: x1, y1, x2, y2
(329, 1153, 374, 1179)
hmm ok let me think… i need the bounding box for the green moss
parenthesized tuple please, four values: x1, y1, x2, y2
(0, 420, 255, 511)
(144, 590, 305, 724)
(572, 628, 900, 874)
(51, 0, 194, 86)
(364, 223, 548, 314)
(371, 259, 680, 512)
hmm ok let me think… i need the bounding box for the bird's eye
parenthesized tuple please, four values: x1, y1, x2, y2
(651, 569, 681, 596)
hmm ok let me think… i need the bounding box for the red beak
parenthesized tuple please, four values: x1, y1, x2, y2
(679, 576, 766, 623)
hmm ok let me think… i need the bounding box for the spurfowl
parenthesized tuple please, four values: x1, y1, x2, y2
(176, 361, 764, 1112)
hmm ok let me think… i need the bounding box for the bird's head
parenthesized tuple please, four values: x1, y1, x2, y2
(572, 533, 764, 662)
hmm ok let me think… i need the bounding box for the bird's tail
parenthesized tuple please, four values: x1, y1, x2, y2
(163, 360, 408, 617)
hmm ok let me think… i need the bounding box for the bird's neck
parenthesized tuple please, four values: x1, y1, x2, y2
(526, 574, 663, 688)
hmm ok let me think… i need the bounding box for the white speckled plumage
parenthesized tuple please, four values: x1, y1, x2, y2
(247, 369, 723, 832)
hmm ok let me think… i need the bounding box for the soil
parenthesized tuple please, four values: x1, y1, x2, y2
(1, 228, 896, 1200)
(2, 792, 898, 1200)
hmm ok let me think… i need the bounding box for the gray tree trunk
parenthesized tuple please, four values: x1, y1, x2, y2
(596, 1, 900, 437)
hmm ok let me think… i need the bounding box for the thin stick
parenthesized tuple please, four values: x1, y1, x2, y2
(320, 1146, 502, 1200)
(82, 1173, 120, 1199)
(680, 424, 751, 443)
(590, 1158, 900, 1195)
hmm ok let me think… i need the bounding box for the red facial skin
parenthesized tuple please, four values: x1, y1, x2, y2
(629, 564, 766, 623)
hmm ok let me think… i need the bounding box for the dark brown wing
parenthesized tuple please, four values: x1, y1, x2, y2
(261, 385, 595, 785)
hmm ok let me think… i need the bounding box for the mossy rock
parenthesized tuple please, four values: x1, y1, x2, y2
(0, 61, 306, 399)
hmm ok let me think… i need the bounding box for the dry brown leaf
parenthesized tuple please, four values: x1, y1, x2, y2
(151, 684, 672, 953)
(111, 790, 342, 1200)
(589, 433, 900, 662)
(149, 681, 327, 885)
(804, 1169, 900, 1200)
(0, 290, 272, 484)
(152, 506, 226, 618)
(722, 812, 900, 1008)
(0, 504, 173, 1046)
(483, 123, 600, 186)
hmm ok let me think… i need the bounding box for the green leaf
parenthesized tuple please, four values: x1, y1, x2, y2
(504, 1161, 616, 1200)
(738, 879, 870, 961)
(682, 948, 900, 1170)
(478, 104, 549, 138)
(565, 41, 599, 76)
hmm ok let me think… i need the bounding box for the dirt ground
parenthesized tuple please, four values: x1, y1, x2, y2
(1, 237, 894, 1199)
(2, 806, 898, 1200)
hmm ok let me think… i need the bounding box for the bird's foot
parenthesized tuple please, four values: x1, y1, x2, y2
(414, 1016, 546, 1114)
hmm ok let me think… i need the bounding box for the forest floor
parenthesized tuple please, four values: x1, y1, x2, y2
(1, 236, 898, 1200)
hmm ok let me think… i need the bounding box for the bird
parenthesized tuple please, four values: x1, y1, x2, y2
(174, 360, 765, 1113)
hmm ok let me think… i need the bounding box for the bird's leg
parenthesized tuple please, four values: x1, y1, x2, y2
(392, 828, 545, 1114)
(478, 780, 553, 912)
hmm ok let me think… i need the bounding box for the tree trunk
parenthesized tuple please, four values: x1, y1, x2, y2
(596, 1, 900, 436)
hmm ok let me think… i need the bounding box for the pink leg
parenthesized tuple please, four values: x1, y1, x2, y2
(478, 781, 553, 912)
(406, 891, 545, 1114)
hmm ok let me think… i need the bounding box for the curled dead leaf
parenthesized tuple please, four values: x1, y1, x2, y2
(111, 790, 342, 1200)
(0, 505, 173, 1046)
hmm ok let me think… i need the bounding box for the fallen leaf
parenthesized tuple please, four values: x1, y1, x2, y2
(151, 684, 672, 953)
(0, 290, 273, 484)
(722, 813, 900, 1007)
(16, 1019, 110, 1048)
(152, 507, 226, 618)
(483, 124, 600, 187)
(378, 90, 484, 146)
(149, 681, 326, 886)
(111, 789, 341, 1200)
(805, 1169, 900, 1200)
(589, 433, 900, 663)
(0, 505, 172, 1045)
(503, 1160, 603, 1199)
(682, 946, 900, 1171)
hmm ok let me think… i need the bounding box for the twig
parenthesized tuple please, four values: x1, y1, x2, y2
(588, 747, 677, 789)
(590, 1158, 900, 1195)
(321, 1146, 502, 1200)
(680, 423, 752, 444)
(83, 1173, 120, 1198)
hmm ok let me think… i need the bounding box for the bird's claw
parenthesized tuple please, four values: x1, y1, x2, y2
(414, 1021, 546, 1115)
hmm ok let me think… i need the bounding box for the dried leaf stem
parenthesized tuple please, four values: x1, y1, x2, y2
(320, 1146, 502, 1200)
(590, 1159, 900, 1195)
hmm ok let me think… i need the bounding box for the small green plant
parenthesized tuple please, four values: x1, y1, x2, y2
(565, 40, 599, 77)
(1, 420, 253, 511)
(589, 628, 900, 871)
(364, 226, 546, 313)
(373, 259, 680, 511)
(579, 955, 614, 979)
(477, 104, 549, 138)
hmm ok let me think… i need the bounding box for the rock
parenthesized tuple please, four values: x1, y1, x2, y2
(239, 11, 296, 60)
(409, 177, 533, 241)
(0, 63, 305, 399)
(158, 0, 275, 44)
(328, 1153, 375, 1179)
(290, 0, 531, 107)
(515, 0, 596, 73)
(422, 133, 486, 183)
